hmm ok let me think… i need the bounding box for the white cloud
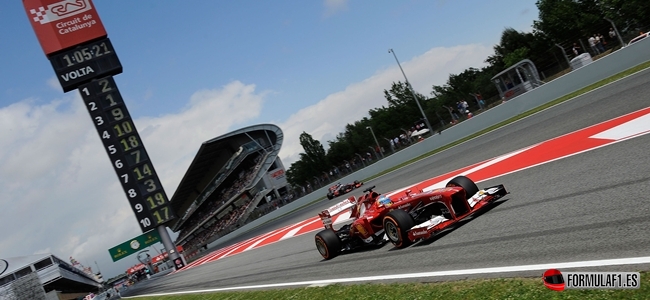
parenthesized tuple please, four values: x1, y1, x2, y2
(47, 76, 63, 92)
(323, 0, 349, 18)
(0, 43, 491, 277)
(277, 44, 493, 166)
(0, 81, 265, 277)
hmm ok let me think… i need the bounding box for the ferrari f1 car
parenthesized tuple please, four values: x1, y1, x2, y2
(315, 175, 507, 260)
(326, 180, 363, 200)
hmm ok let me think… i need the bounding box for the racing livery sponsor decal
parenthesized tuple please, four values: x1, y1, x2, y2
(327, 198, 355, 216)
(174, 107, 650, 273)
(355, 224, 368, 236)
(398, 203, 411, 209)
(410, 228, 428, 237)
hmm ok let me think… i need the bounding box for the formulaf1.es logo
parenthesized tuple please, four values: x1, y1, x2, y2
(29, 0, 92, 24)
(543, 269, 566, 291)
(543, 268, 641, 291)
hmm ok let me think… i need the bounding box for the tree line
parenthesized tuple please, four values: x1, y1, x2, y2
(285, 0, 650, 189)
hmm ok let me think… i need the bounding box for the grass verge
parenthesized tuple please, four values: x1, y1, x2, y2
(172, 60, 650, 299)
(362, 59, 650, 182)
(129, 272, 649, 300)
(232, 60, 650, 233)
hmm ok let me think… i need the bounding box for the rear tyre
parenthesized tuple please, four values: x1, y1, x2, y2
(446, 175, 479, 200)
(383, 209, 415, 248)
(315, 230, 341, 260)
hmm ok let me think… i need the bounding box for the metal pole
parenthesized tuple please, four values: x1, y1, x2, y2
(355, 153, 365, 167)
(442, 105, 455, 121)
(469, 93, 484, 110)
(368, 146, 377, 160)
(555, 44, 571, 68)
(383, 138, 394, 152)
(434, 110, 445, 127)
(157, 225, 184, 269)
(604, 17, 625, 48)
(366, 126, 384, 158)
(389, 48, 433, 133)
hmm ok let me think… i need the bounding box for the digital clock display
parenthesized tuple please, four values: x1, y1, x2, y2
(49, 37, 122, 92)
(59, 41, 113, 67)
(78, 76, 176, 232)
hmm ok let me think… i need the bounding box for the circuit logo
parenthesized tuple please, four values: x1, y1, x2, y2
(29, 0, 92, 24)
(543, 269, 565, 291)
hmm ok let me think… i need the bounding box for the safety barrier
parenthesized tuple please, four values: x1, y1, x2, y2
(209, 37, 650, 248)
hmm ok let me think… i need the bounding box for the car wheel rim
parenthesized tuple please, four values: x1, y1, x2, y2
(385, 222, 399, 242)
(316, 239, 327, 256)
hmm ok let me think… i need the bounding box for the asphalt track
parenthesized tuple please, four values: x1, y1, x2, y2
(122, 68, 650, 296)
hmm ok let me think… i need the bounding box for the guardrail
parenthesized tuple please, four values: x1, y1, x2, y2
(208, 37, 650, 249)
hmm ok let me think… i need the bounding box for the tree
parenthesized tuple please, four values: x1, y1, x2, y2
(285, 132, 329, 186)
(534, 0, 609, 43)
(299, 132, 328, 173)
(288, 0, 632, 190)
(600, 0, 650, 36)
(325, 133, 355, 167)
(285, 159, 310, 187)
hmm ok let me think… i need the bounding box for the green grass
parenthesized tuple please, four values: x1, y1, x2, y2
(243, 60, 650, 227)
(361, 59, 650, 182)
(172, 60, 650, 299)
(127, 272, 649, 300)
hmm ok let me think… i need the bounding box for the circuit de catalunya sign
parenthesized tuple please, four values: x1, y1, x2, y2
(23, 0, 107, 55)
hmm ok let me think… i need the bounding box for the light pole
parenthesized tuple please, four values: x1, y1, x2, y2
(389, 48, 433, 133)
(366, 126, 384, 158)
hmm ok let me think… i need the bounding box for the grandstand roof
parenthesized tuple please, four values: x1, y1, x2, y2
(0, 254, 102, 294)
(168, 124, 283, 231)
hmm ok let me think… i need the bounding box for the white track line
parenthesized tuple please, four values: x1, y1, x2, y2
(124, 256, 650, 298)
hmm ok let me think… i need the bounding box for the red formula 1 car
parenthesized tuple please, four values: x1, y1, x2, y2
(326, 180, 363, 200)
(315, 175, 508, 260)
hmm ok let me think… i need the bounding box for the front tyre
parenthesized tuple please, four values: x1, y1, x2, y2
(315, 230, 341, 260)
(383, 209, 415, 248)
(446, 175, 479, 200)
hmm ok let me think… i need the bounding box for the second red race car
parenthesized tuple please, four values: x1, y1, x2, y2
(315, 175, 508, 260)
(326, 180, 363, 200)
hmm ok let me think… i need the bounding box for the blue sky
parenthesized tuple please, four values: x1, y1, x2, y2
(0, 0, 539, 278)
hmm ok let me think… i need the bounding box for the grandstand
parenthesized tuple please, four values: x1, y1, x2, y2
(0, 254, 103, 300)
(169, 124, 288, 259)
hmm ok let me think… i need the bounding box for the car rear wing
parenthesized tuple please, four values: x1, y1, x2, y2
(319, 196, 356, 230)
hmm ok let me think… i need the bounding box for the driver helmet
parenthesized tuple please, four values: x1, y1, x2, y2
(377, 195, 392, 207)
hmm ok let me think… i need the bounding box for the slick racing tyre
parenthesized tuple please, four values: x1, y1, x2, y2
(383, 209, 415, 248)
(446, 175, 479, 200)
(315, 229, 341, 260)
(327, 194, 333, 200)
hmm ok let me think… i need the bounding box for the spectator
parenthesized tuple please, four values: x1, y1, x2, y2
(609, 28, 617, 43)
(596, 34, 606, 52)
(572, 43, 583, 56)
(475, 93, 485, 110)
(588, 35, 599, 55)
